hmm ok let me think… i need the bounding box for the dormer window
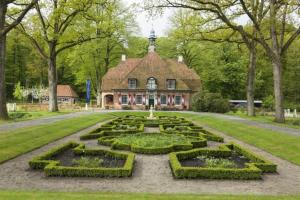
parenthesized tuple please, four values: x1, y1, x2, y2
(147, 77, 157, 90)
(167, 79, 176, 90)
(128, 79, 137, 89)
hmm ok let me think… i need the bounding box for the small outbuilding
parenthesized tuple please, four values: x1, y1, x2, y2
(43, 85, 79, 104)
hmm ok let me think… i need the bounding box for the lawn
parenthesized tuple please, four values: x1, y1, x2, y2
(0, 113, 113, 163)
(0, 111, 71, 125)
(116, 133, 194, 148)
(0, 191, 298, 200)
(227, 111, 300, 130)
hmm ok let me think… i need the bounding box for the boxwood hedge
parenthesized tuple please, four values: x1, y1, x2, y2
(169, 143, 277, 179)
(80, 124, 144, 140)
(29, 142, 135, 178)
(98, 133, 207, 154)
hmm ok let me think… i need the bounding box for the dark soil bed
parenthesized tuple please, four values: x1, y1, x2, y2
(50, 149, 126, 168)
(180, 151, 251, 168)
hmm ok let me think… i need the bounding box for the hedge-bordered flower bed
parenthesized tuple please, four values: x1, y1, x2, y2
(98, 133, 207, 154)
(160, 124, 224, 142)
(80, 124, 144, 140)
(29, 142, 135, 178)
(169, 143, 277, 179)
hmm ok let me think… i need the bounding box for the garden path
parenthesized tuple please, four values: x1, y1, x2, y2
(2, 110, 300, 138)
(0, 119, 300, 195)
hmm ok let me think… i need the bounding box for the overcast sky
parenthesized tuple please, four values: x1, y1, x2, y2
(123, 0, 174, 37)
(123, 0, 250, 38)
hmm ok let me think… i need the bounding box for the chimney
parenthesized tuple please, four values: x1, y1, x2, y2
(121, 54, 126, 61)
(178, 55, 183, 63)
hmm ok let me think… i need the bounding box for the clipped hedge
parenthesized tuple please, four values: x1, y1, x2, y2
(29, 141, 79, 169)
(169, 143, 277, 179)
(80, 124, 144, 140)
(225, 143, 277, 173)
(99, 133, 207, 154)
(29, 142, 135, 178)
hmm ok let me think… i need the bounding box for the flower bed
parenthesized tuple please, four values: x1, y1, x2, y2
(169, 143, 277, 179)
(29, 142, 135, 177)
(98, 133, 207, 154)
(80, 123, 144, 140)
(160, 124, 224, 142)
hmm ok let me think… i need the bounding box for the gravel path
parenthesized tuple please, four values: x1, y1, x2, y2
(0, 120, 300, 195)
(1, 110, 300, 138)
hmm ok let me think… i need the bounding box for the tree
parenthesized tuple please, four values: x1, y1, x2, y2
(0, 0, 37, 120)
(17, 0, 98, 112)
(68, 0, 136, 106)
(13, 82, 23, 101)
(149, 0, 300, 122)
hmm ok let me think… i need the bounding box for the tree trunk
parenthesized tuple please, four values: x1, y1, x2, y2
(0, 3, 9, 120)
(272, 57, 285, 122)
(47, 43, 58, 112)
(246, 45, 256, 116)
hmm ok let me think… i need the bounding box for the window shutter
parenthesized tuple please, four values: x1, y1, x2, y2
(157, 94, 160, 105)
(128, 94, 131, 105)
(143, 95, 146, 105)
(172, 95, 175, 105)
(118, 93, 121, 105)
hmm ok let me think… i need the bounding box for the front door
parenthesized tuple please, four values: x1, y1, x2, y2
(149, 95, 155, 107)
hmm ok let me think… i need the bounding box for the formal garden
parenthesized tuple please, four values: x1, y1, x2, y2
(0, 111, 300, 200)
(28, 114, 276, 180)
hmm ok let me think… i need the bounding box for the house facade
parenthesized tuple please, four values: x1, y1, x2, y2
(101, 30, 201, 110)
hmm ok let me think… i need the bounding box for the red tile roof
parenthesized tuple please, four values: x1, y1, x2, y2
(57, 85, 78, 97)
(101, 52, 201, 92)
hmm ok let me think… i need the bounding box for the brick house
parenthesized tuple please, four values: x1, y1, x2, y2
(43, 85, 79, 104)
(101, 30, 201, 110)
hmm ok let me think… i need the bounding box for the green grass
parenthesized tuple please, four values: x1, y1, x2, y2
(227, 111, 300, 130)
(116, 133, 194, 148)
(182, 113, 300, 165)
(0, 111, 71, 124)
(0, 191, 298, 200)
(0, 113, 113, 163)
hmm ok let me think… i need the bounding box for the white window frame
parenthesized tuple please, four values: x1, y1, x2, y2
(175, 95, 181, 106)
(167, 79, 176, 90)
(121, 95, 128, 105)
(136, 95, 143, 105)
(128, 79, 137, 89)
(147, 78, 157, 90)
(160, 95, 167, 105)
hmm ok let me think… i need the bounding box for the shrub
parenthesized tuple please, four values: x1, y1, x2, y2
(122, 106, 132, 110)
(192, 92, 230, 113)
(262, 95, 274, 111)
(169, 143, 277, 179)
(29, 142, 135, 178)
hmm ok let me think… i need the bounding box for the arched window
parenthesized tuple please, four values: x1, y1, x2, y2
(147, 77, 157, 90)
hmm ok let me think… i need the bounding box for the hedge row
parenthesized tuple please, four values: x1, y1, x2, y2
(80, 124, 144, 140)
(29, 142, 135, 178)
(160, 124, 224, 143)
(98, 133, 207, 154)
(169, 143, 277, 179)
(225, 143, 277, 173)
(29, 141, 79, 169)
